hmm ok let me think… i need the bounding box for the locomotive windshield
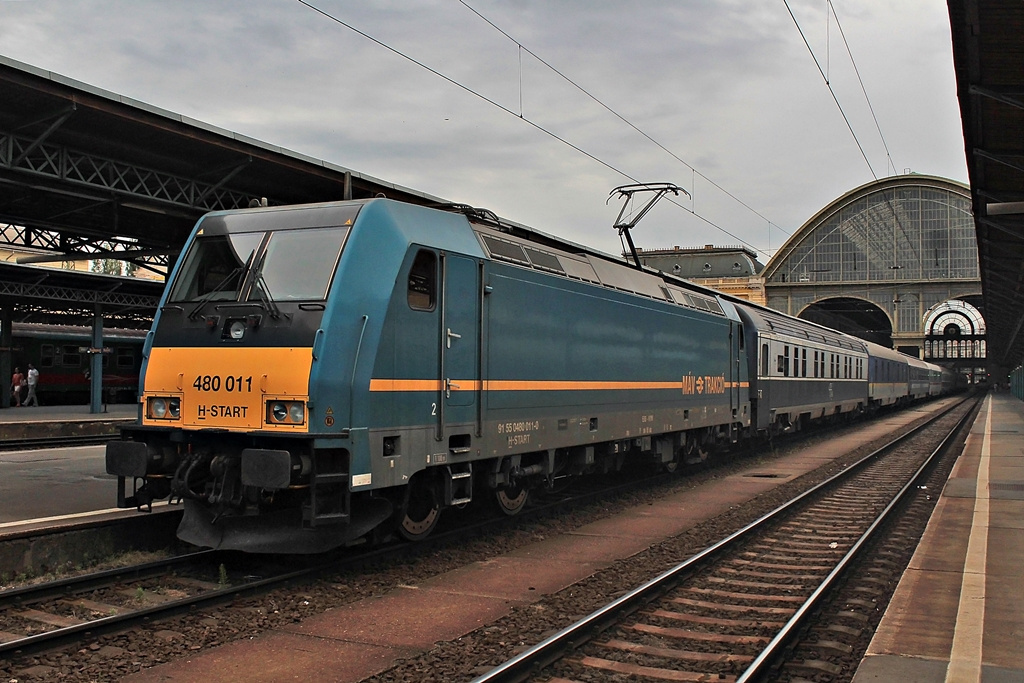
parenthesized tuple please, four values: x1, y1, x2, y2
(248, 227, 348, 301)
(168, 226, 348, 303)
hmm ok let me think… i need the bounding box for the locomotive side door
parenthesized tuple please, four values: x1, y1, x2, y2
(731, 322, 742, 420)
(756, 336, 771, 430)
(437, 253, 481, 436)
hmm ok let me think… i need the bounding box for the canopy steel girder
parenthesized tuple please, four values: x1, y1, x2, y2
(1, 127, 266, 215)
(969, 85, 1024, 111)
(0, 277, 159, 309)
(0, 223, 173, 268)
(4, 303, 153, 327)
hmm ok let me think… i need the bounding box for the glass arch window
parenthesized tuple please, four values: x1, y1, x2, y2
(768, 178, 977, 285)
(924, 299, 986, 360)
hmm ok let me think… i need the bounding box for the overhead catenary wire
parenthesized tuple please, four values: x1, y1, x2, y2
(829, 0, 897, 177)
(457, 0, 786, 240)
(785, 0, 920, 264)
(294, 0, 771, 257)
(783, 0, 877, 179)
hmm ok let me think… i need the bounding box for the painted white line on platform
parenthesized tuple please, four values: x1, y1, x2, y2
(0, 501, 171, 530)
(946, 395, 991, 683)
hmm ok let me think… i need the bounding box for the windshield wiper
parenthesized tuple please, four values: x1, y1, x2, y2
(187, 250, 255, 321)
(248, 250, 282, 320)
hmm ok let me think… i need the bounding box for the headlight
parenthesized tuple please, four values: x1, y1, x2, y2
(151, 397, 167, 418)
(147, 396, 181, 420)
(267, 400, 305, 425)
(229, 320, 246, 340)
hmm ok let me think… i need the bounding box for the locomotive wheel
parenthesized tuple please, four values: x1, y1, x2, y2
(494, 485, 529, 516)
(682, 435, 708, 465)
(398, 478, 441, 541)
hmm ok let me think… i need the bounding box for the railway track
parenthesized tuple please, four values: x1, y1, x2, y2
(472, 395, 979, 683)
(0, 458, 681, 659)
(0, 396, 970, 673)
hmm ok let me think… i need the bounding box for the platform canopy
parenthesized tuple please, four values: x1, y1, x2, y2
(949, 0, 1024, 372)
(0, 55, 450, 324)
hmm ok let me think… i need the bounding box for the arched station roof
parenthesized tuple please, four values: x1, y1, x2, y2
(764, 175, 976, 286)
(762, 175, 981, 352)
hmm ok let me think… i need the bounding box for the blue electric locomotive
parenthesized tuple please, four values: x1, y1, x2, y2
(106, 198, 953, 553)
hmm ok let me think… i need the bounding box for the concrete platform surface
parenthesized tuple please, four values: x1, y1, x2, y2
(853, 392, 1024, 683)
(0, 402, 136, 424)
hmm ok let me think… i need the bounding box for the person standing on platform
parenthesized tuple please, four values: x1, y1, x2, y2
(24, 363, 39, 407)
(10, 366, 24, 407)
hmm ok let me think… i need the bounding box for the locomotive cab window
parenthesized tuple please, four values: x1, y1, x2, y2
(247, 227, 348, 302)
(169, 232, 263, 302)
(408, 250, 437, 311)
(169, 226, 348, 304)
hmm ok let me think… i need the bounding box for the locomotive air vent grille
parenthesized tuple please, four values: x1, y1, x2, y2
(481, 235, 529, 264)
(523, 247, 565, 274)
(703, 298, 724, 315)
(478, 230, 725, 317)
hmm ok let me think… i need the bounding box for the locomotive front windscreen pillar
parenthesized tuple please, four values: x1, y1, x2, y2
(90, 304, 105, 414)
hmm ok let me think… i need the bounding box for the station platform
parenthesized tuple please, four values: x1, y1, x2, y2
(0, 403, 136, 439)
(853, 392, 1024, 683)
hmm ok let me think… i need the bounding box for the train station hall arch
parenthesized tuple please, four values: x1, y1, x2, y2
(762, 175, 983, 370)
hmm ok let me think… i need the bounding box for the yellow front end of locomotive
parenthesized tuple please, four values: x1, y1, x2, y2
(140, 347, 313, 432)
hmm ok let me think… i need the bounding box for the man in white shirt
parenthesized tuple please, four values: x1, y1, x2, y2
(24, 363, 39, 407)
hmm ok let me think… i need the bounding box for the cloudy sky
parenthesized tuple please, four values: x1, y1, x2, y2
(0, 0, 967, 259)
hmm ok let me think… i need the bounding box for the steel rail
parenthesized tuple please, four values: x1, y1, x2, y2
(0, 549, 216, 611)
(470, 395, 977, 683)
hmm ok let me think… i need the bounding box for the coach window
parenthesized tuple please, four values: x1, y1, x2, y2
(408, 250, 437, 311)
(61, 345, 82, 367)
(41, 344, 55, 368)
(761, 343, 769, 376)
(801, 348, 807, 377)
(117, 347, 135, 369)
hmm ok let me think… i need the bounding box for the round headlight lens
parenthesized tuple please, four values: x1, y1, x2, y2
(229, 320, 246, 340)
(168, 397, 181, 418)
(151, 397, 167, 418)
(271, 402, 288, 422)
(289, 403, 304, 423)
